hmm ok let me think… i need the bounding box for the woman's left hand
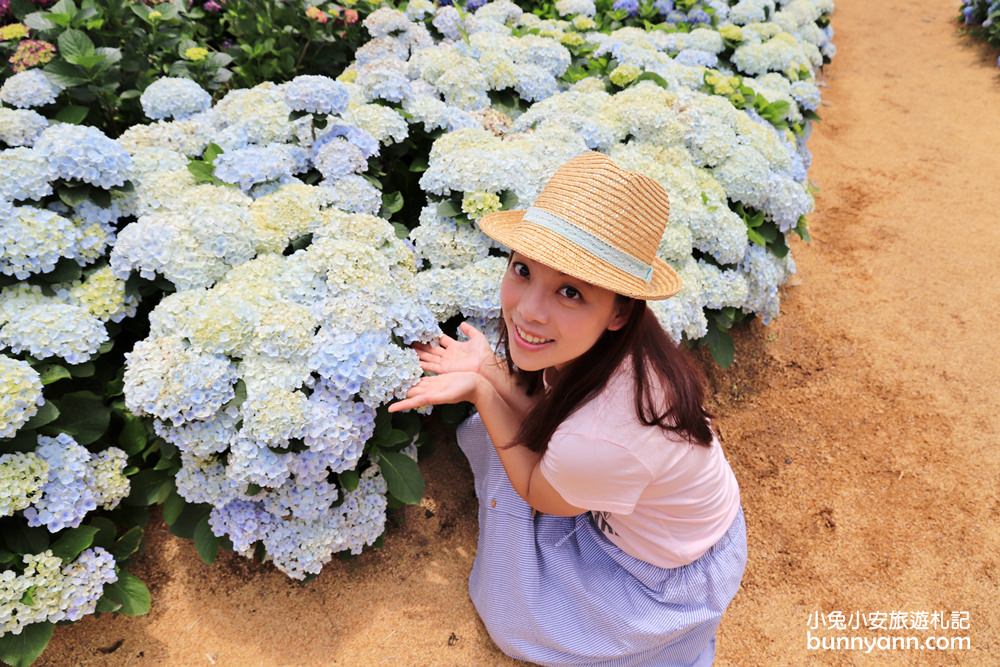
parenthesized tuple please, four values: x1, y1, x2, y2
(387, 371, 482, 413)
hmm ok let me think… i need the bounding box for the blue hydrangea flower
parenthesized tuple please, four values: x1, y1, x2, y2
(313, 123, 380, 160)
(467, 0, 488, 10)
(675, 49, 719, 68)
(686, 9, 711, 24)
(0, 147, 54, 201)
(213, 144, 296, 191)
(433, 6, 463, 40)
(140, 78, 212, 121)
(0, 107, 48, 147)
(654, 0, 674, 15)
(0, 70, 61, 109)
(282, 75, 350, 115)
(33, 124, 132, 189)
(613, 0, 639, 17)
(208, 499, 275, 553)
(314, 138, 369, 181)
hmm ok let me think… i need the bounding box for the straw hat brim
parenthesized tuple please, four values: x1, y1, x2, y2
(478, 209, 683, 301)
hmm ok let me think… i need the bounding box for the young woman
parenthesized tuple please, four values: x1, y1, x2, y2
(388, 151, 747, 666)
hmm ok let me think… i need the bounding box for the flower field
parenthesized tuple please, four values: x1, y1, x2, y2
(1, 0, 834, 664)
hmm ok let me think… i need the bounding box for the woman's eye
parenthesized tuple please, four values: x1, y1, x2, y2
(512, 261, 529, 278)
(560, 286, 581, 300)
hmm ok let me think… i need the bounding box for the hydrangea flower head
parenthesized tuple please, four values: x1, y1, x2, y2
(33, 124, 132, 189)
(0, 69, 61, 108)
(140, 78, 212, 120)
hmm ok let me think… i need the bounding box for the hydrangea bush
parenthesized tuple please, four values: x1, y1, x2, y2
(110, 74, 442, 579)
(0, 92, 156, 667)
(959, 0, 1000, 65)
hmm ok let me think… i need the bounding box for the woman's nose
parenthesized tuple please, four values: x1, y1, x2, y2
(517, 285, 548, 324)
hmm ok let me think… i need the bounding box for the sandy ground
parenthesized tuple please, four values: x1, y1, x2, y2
(39, 0, 1000, 665)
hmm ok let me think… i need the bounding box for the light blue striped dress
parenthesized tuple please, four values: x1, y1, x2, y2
(456, 411, 748, 666)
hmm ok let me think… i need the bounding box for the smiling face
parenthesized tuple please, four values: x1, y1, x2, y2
(500, 251, 631, 373)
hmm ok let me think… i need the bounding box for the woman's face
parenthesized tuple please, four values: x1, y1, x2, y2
(500, 251, 630, 373)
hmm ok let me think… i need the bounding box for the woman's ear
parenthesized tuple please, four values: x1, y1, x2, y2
(606, 299, 633, 332)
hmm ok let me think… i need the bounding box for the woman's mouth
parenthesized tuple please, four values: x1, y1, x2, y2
(512, 323, 554, 350)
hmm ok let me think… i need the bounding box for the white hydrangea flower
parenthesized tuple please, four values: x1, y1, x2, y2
(0, 107, 48, 146)
(0, 356, 44, 439)
(0, 70, 61, 108)
(140, 77, 212, 120)
(0, 451, 48, 516)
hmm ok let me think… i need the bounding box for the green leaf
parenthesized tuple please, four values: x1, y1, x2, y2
(376, 428, 411, 449)
(0, 621, 54, 667)
(193, 515, 219, 564)
(500, 190, 519, 210)
(51, 391, 109, 445)
(635, 71, 670, 89)
(56, 184, 89, 207)
(95, 594, 122, 613)
(57, 29, 95, 60)
(408, 154, 428, 172)
(118, 414, 147, 456)
(380, 190, 404, 217)
(49, 526, 98, 561)
(2, 524, 49, 556)
(703, 325, 734, 369)
(104, 571, 150, 616)
(125, 470, 173, 507)
(338, 469, 359, 493)
(161, 489, 185, 526)
(36, 364, 71, 385)
(52, 104, 89, 124)
(392, 222, 409, 240)
(88, 517, 117, 550)
(746, 227, 766, 247)
(22, 400, 59, 430)
(167, 503, 210, 539)
(202, 142, 224, 164)
(376, 450, 425, 505)
(66, 361, 95, 378)
(436, 200, 462, 218)
(23, 11, 56, 31)
(42, 60, 87, 88)
(794, 215, 811, 242)
(187, 160, 217, 185)
(111, 526, 143, 561)
(64, 51, 105, 69)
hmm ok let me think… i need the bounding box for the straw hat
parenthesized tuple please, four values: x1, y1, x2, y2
(477, 151, 682, 301)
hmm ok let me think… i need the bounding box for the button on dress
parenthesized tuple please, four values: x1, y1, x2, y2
(457, 411, 748, 666)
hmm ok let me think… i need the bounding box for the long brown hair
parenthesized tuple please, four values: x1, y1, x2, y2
(494, 257, 715, 455)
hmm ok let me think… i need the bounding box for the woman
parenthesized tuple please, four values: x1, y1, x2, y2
(388, 151, 747, 666)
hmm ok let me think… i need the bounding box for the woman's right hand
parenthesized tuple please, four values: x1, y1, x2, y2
(412, 321, 496, 376)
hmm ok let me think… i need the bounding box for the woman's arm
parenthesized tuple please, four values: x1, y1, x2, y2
(479, 353, 542, 419)
(473, 377, 588, 516)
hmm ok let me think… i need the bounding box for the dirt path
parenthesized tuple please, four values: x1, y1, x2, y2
(41, 0, 999, 664)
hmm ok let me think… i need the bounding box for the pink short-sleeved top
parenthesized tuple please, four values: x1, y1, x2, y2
(537, 355, 742, 569)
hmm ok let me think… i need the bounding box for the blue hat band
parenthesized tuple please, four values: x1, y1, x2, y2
(522, 206, 654, 283)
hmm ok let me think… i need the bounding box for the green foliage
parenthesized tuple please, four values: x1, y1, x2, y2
(0, 622, 54, 667)
(99, 570, 151, 616)
(0, 0, 381, 134)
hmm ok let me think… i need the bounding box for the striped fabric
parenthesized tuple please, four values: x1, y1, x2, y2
(457, 412, 748, 666)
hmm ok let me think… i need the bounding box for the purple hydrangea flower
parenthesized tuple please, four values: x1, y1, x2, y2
(613, 0, 639, 16)
(687, 8, 710, 24)
(467, 0, 487, 10)
(654, 0, 674, 15)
